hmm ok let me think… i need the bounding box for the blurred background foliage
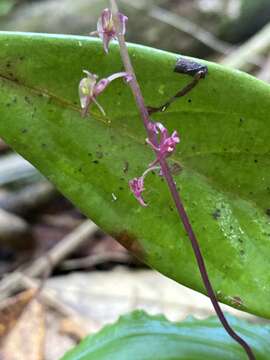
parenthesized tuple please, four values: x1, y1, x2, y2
(0, 0, 270, 57)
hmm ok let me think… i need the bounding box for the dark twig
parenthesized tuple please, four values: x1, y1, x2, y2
(0, 220, 98, 301)
(147, 71, 204, 115)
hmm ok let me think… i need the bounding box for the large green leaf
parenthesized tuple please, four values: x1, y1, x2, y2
(0, 32, 269, 317)
(62, 311, 270, 360)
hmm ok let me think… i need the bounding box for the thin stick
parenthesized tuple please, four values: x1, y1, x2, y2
(0, 220, 98, 301)
(27, 220, 98, 278)
(110, 1, 255, 358)
(256, 55, 270, 82)
(147, 71, 204, 115)
(61, 252, 131, 271)
(20, 275, 88, 320)
(120, 0, 261, 69)
(221, 22, 270, 71)
(121, 0, 232, 55)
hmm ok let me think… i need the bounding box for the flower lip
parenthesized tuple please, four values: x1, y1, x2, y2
(101, 8, 114, 31)
(129, 166, 160, 207)
(78, 71, 98, 109)
(146, 122, 180, 165)
(129, 122, 180, 207)
(91, 8, 128, 53)
(129, 177, 146, 207)
(79, 70, 132, 116)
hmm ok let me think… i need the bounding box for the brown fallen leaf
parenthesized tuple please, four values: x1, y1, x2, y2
(0, 299, 45, 360)
(44, 312, 76, 360)
(0, 289, 36, 339)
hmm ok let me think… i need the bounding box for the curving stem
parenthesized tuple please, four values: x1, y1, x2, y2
(110, 0, 256, 359)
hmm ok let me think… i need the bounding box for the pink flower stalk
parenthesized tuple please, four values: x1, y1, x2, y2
(79, 70, 131, 116)
(129, 122, 179, 206)
(90, 4, 256, 359)
(91, 8, 128, 53)
(146, 122, 180, 166)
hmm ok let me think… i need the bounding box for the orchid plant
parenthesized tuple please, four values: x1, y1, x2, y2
(77, 1, 256, 359)
(0, 1, 269, 359)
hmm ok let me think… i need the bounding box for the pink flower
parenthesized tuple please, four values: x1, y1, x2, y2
(79, 70, 131, 116)
(129, 123, 179, 207)
(129, 177, 146, 207)
(146, 122, 180, 165)
(91, 8, 128, 53)
(129, 166, 160, 207)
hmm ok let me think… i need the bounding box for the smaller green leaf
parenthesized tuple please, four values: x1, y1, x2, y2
(62, 311, 270, 360)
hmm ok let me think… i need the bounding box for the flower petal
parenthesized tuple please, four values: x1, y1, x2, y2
(129, 177, 147, 207)
(91, 8, 128, 54)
